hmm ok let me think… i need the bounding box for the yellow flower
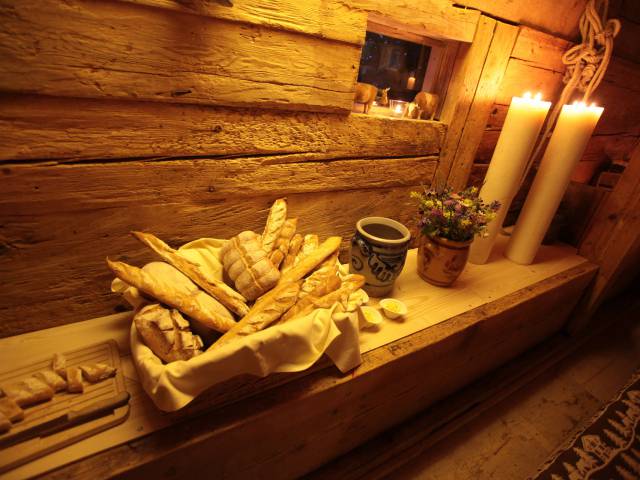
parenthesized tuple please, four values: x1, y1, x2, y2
(462, 199, 474, 208)
(424, 200, 434, 209)
(460, 218, 471, 227)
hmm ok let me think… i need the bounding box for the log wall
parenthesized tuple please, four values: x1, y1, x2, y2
(1, 0, 638, 336)
(468, 4, 640, 189)
(0, 0, 464, 336)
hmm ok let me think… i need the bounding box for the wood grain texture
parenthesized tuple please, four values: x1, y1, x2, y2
(0, 156, 437, 336)
(494, 58, 564, 106)
(0, 96, 445, 163)
(123, 0, 367, 46)
(42, 262, 596, 480)
(571, 141, 640, 325)
(510, 26, 571, 73)
(437, 16, 497, 184)
(0, 0, 360, 113)
(455, 0, 588, 39)
(350, 0, 480, 43)
(447, 21, 519, 189)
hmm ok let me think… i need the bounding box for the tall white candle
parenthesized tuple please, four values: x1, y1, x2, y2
(469, 92, 551, 264)
(505, 102, 604, 265)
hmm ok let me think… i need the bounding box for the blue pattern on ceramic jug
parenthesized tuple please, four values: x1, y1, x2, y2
(351, 233, 408, 284)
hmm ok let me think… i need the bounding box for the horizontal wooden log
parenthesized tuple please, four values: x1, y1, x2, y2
(0, 0, 360, 113)
(494, 58, 564, 106)
(0, 95, 445, 162)
(124, 0, 367, 46)
(456, 0, 587, 39)
(0, 157, 436, 336)
(47, 262, 597, 479)
(510, 26, 570, 73)
(350, 0, 480, 43)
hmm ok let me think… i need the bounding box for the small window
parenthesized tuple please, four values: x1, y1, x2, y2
(358, 31, 431, 101)
(353, 20, 455, 120)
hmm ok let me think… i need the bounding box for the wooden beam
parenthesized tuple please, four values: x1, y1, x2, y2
(310, 286, 639, 479)
(351, 0, 480, 43)
(568, 141, 640, 330)
(0, 156, 437, 336)
(0, 95, 445, 163)
(43, 262, 596, 479)
(437, 16, 497, 185)
(437, 17, 518, 189)
(0, 0, 360, 113)
(122, 0, 368, 46)
(447, 21, 519, 189)
(455, 0, 588, 40)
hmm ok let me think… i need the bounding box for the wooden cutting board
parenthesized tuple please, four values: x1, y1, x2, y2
(0, 340, 129, 474)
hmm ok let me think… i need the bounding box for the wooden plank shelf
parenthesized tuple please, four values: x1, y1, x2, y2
(0, 236, 596, 479)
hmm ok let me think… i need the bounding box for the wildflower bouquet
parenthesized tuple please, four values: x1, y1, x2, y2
(411, 186, 501, 243)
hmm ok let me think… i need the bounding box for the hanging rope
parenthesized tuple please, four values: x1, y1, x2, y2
(520, 0, 620, 184)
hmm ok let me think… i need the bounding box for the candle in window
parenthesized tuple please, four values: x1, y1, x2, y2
(407, 75, 416, 90)
(469, 92, 551, 265)
(505, 101, 604, 265)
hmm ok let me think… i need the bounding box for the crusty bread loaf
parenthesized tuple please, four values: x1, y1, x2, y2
(269, 218, 297, 268)
(281, 274, 341, 322)
(0, 412, 10, 433)
(295, 234, 319, 265)
(79, 363, 118, 383)
(66, 366, 84, 393)
(282, 274, 365, 323)
(299, 255, 339, 299)
(107, 259, 236, 333)
(282, 233, 303, 272)
(2, 377, 54, 407)
(0, 396, 24, 423)
(261, 198, 288, 253)
(52, 353, 67, 379)
(220, 231, 280, 301)
(208, 281, 301, 350)
(279, 236, 342, 284)
(33, 370, 67, 392)
(132, 231, 249, 317)
(134, 304, 204, 363)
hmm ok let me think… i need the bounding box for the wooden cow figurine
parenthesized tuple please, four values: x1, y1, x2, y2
(413, 92, 439, 120)
(354, 83, 389, 113)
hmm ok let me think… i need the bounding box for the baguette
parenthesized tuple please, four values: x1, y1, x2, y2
(282, 274, 365, 323)
(261, 198, 287, 253)
(280, 274, 341, 322)
(79, 363, 117, 383)
(3, 378, 54, 407)
(0, 413, 10, 433)
(33, 370, 67, 392)
(295, 234, 319, 264)
(281, 233, 303, 272)
(131, 231, 249, 317)
(269, 218, 297, 268)
(107, 259, 236, 333)
(208, 281, 301, 351)
(299, 255, 339, 299)
(279, 236, 342, 284)
(0, 397, 23, 423)
(66, 366, 84, 394)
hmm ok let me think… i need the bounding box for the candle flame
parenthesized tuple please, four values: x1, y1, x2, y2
(523, 91, 532, 99)
(534, 92, 542, 101)
(590, 102, 597, 108)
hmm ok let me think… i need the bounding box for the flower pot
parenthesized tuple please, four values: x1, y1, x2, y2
(417, 235, 472, 287)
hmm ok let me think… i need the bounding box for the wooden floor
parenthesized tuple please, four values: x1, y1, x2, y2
(386, 289, 640, 480)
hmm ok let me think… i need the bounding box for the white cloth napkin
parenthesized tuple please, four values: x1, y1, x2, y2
(114, 238, 365, 412)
